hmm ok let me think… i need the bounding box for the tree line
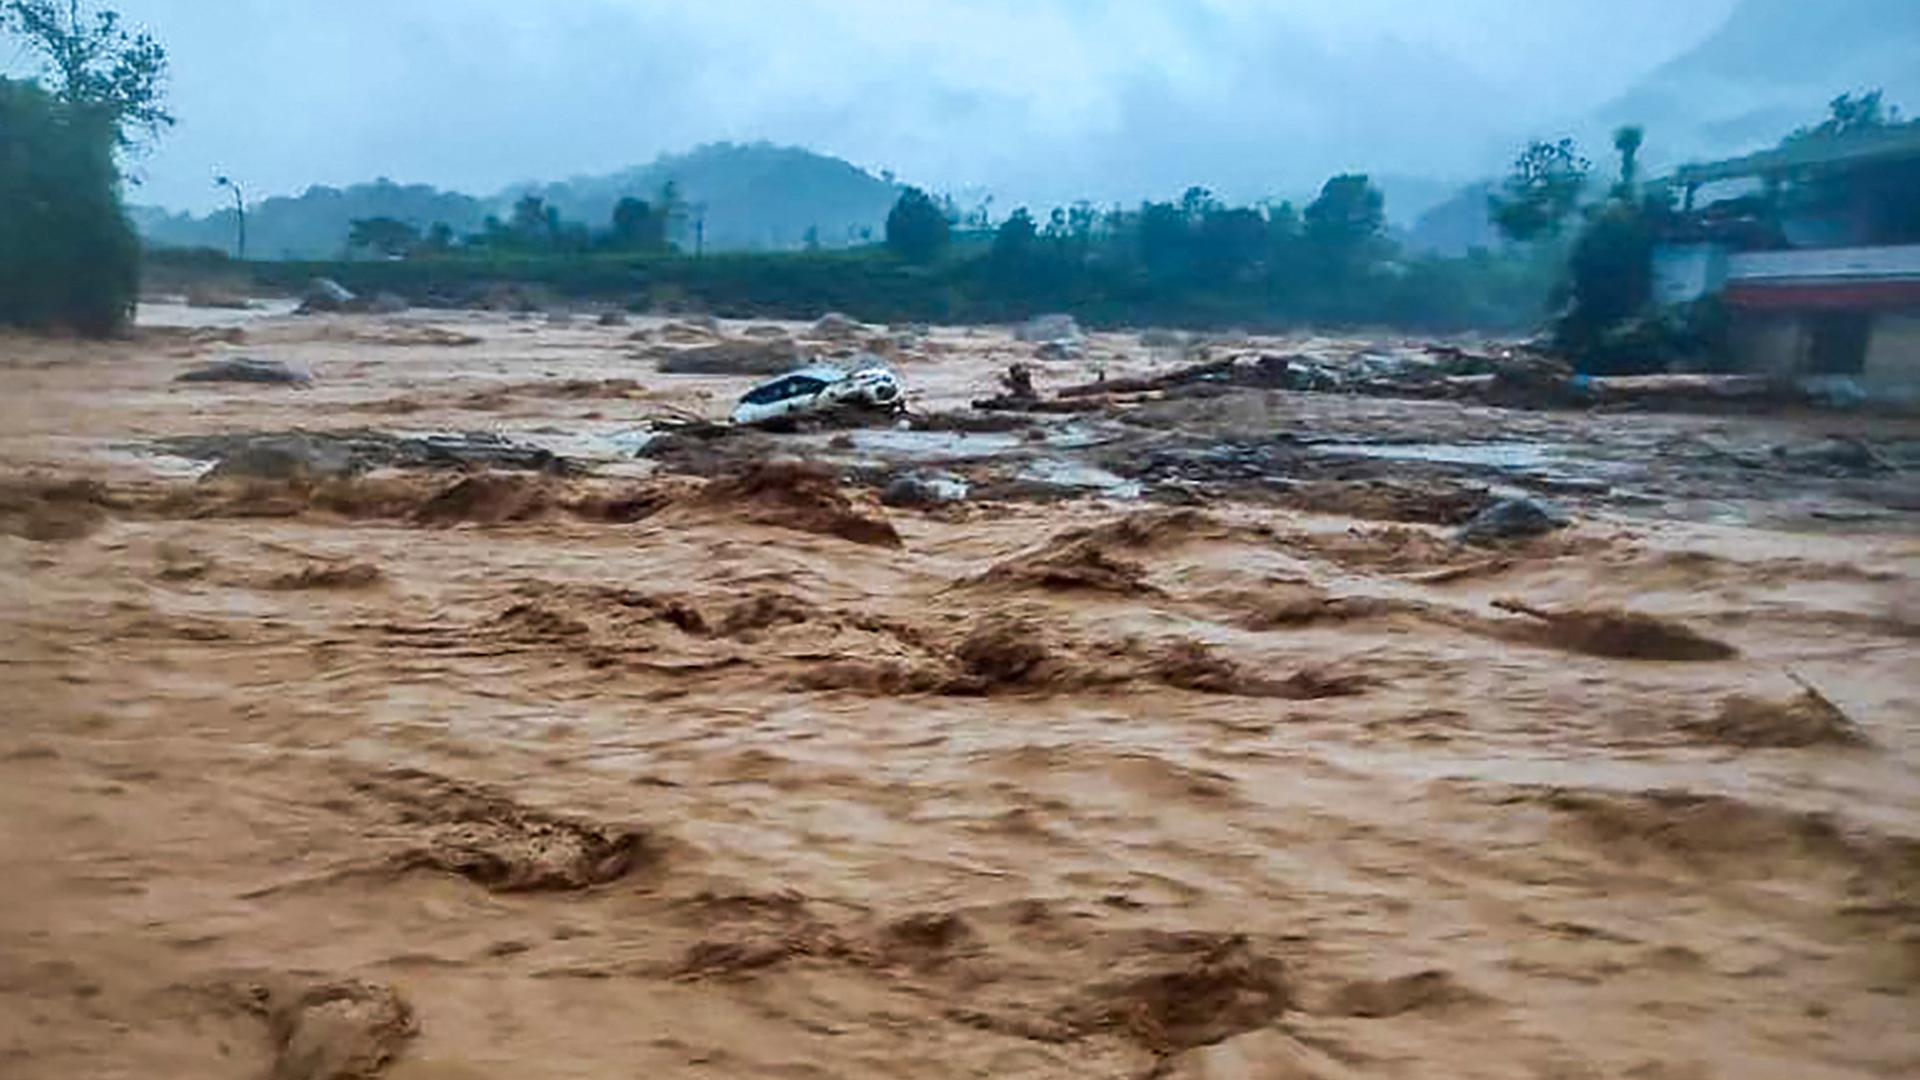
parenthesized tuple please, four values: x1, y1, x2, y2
(339, 170, 1550, 331)
(347, 183, 692, 259)
(16, 1, 1905, 354)
(861, 175, 1548, 330)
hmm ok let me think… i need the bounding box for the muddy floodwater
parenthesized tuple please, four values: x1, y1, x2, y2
(2, 305, 1918, 1079)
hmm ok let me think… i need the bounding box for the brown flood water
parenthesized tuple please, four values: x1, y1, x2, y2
(2, 306, 1917, 1079)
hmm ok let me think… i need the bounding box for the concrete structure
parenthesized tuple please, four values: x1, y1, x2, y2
(1721, 245, 1920, 392)
(1657, 124, 1920, 398)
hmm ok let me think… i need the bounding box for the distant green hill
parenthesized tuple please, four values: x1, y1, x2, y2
(134, 143, 903, 260)
(509, 142, 903, 253)
(132, 180, 489, 260)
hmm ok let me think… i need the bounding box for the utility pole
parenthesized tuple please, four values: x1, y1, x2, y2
(215, 176, 246, 261)
(694, 205, 707, 258)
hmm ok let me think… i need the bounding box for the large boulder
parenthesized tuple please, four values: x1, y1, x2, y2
(811, 312, 863, 341)
(1456, 497, 1569, 546)
(1015, 313, 1083, 344)
(203, 433, 358, 481)
(296, 277, 357, 314)
(657, 319, 721, 344)
(881, 470, 970, 509)
(176, 357, 311, 386)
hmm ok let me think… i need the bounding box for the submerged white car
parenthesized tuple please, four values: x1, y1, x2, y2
(731, 363, 904, 426)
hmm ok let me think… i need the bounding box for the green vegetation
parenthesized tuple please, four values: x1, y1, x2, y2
(1, 1, 164, 335)
(0, 79, 140, 334)
(1488, 139, 1590, 244)
(204, 170, 1555, 334)
(1782, 92, 1920, 246)
(136, 143, 902, 259)
(2, 0, 171, 146)
(135, 179, 492, 261)
(1536, 91, 1918, 374)
(884, 188, 951, 264)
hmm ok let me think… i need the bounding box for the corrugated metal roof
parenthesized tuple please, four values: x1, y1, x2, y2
(1673, 123, 1920, 186)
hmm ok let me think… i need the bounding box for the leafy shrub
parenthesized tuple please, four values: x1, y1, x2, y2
(0, 78, 139, 335)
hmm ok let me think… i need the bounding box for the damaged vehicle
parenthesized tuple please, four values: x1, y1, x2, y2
(731, 362, 905, 426)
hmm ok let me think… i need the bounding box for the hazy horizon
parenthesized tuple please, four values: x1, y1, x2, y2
(2, 0, 1751, 216)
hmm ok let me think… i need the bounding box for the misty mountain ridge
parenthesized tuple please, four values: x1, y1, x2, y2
(1592, 0, 1920, 171)
(134, 142, 901, 259)
(505, 143, 902, 253)
(134, 0, 1920, 263)
(1408, 0, 1920, 255)
(133, 180, 491, 261)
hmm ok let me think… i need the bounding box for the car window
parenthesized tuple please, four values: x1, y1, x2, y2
(742, 375, 827, 405)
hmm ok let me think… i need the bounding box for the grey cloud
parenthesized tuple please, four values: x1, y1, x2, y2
(22, 1, 1738, 213)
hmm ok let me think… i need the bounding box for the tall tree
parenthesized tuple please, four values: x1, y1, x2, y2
(1305, 174, 1386, 259)
(1489, 139, 1590, 243)
(885, 187, 951, 263)
(1137, 200, 1190, 279)
(1613, 126, 1645, 192)
(507, 194, 555, 248)
(609, 196, 665, 252)
(1, 0, 171, 146)
(991, 208, 1037, 265)
(1789, 90, 1901, 143)
(347, 216, 420, 258)
(420, 222, 456, 254)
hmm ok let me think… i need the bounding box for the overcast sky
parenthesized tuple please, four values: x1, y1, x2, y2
(7, 1, 1740, 212)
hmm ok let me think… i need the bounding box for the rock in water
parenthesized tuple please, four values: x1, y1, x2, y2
(1456, 497, 1569, 545)
(1015, 313, 1084, 344)
(177, 357, 312, 386)
(203, 433, 357, 481)
(811, 312, 862, 340)
(881, 471, 970, 509)
(185, 284, 253, 310)
(297, 278, 357, 314)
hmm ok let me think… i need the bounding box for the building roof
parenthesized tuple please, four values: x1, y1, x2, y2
(1673, 123, 1920, 186)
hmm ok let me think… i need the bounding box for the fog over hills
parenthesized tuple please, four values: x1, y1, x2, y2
(1407, 0, 1920, 255)
(1591, 0, 1920, 172)
(107, 0, 1920, 258)
(134, 143, 901, 258)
